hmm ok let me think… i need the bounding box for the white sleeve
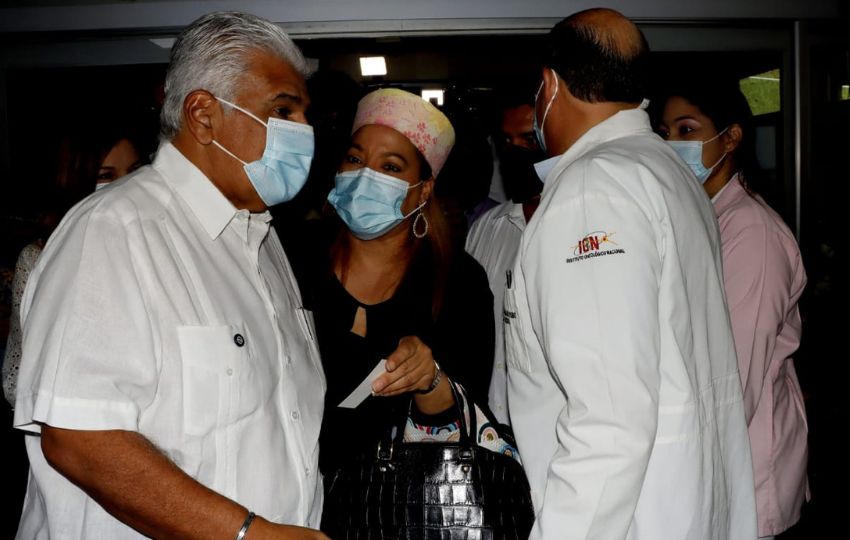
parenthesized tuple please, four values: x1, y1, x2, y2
(14, 206, 157, 433)
(524, 160, 662, 539)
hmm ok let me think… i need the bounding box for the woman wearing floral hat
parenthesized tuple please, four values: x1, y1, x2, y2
(287, 89, 521, 534)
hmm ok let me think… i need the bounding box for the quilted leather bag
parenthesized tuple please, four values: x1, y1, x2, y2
(321, 383, 535, 539)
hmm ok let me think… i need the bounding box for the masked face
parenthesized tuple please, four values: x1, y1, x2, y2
(212, 96, 314, 206)
(329, 124, 431, 240)
(499, 144, 546, 203)
(499, 104, 539, 151)
(659, 95, 731, 185)
(666, 129, 729, 184)
(327, 167, 425, 240)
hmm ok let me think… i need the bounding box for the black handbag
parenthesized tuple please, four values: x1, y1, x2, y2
(321, 383, 535, 539)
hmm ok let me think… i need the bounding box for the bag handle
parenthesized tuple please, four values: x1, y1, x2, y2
(378, 379, 477, 459)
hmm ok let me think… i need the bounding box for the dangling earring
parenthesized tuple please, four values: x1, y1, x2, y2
(413, 207, 429, 239)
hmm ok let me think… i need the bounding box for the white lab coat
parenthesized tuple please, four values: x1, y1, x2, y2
(505, 105, 758, 540)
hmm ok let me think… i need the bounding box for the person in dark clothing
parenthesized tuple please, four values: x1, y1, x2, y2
(286, 88, 497, 485)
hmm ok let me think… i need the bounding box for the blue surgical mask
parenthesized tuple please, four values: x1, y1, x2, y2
(327, 167, 425, 241)
(667, 128, 728, 184)
(533, 70, 559, 153)
(212, 96, 314, 207)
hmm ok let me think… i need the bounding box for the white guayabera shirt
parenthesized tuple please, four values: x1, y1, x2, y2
(14, 143, 326, 539)
(465, 200, 526, 426)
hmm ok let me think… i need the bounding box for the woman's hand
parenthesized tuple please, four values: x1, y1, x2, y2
(372, 336, 454, 415)
(372, 336, 438, 397)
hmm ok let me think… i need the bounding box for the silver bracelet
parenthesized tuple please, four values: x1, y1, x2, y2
(416, 360, 442, 394)
(235, 511, 256, 540)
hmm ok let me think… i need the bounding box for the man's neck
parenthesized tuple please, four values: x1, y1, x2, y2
(172, 135, 265, 213)
(549, 101, 639, 156)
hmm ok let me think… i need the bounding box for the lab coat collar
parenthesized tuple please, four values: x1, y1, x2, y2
(541, 104, 653, 195)
(154, 142, 242, 241)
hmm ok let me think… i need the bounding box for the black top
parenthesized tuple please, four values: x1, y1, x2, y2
(285, 221, 495, 478)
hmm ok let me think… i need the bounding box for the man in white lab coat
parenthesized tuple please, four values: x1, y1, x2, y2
(505, 8, 758, 540)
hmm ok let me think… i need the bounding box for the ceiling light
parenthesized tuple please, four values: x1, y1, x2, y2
(421, 89, 444, 106)
(149, 38, 176, 49)
(359, 56, 387, 77)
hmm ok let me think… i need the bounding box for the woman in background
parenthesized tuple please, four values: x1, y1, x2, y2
(658, 80, 808, 540)
(2, 125, 147, 406)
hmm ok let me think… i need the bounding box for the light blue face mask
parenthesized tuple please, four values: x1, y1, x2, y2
(533, 69, 559, 153)
(667, 128, 728, 184)
(212, 96, 314, 207)
(327, 167, 425, 241)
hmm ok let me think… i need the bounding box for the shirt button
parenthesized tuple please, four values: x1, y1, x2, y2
(234, 334, 245, 347)
(496, 362, 504, 368)
(305, 467, 312, 476)
(291, 411, 300, 421)
(226, 368, 233, 376)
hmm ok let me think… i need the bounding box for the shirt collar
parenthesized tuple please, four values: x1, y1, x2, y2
(712, 172, 745, 215)
(154, 142, 240, 240)
(541, 104, 653, 193)
(487, 201, 527, 231)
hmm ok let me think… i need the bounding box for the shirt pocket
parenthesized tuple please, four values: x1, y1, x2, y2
(176, 324, 252, 437)
(503, 270, 533, 374)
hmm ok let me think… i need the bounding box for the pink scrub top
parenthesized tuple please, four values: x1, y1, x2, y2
(713, 175, 809, 536)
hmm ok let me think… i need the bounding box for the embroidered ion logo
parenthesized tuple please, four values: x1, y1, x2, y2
(572, 231, 617, 255)
(567, 231, 625, 263)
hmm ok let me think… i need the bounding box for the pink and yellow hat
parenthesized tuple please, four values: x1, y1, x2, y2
(351, 88, 455, 177)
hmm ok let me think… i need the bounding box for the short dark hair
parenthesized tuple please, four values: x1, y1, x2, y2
(544, 15, 650, 104)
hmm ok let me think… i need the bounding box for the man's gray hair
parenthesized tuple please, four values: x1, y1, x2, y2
(160, 11, 309, 140)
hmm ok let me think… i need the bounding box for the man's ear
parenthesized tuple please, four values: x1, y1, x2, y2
(182, 90, 218, 145)
(541, 67, 560, 106)
(724, 123, 743, 154)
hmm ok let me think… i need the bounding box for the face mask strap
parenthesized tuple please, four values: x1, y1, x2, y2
(540, 68, 559, 131)
(703, 126, 729, 146)
(403, 198, 428, 219)
(706, 151, 728, 172)
(211, 139, 248, 166)
(215, 96, 268, 128)
(702, 127, 730, 173)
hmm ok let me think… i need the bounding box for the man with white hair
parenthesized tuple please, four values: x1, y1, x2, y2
(13, 12, 328, 540)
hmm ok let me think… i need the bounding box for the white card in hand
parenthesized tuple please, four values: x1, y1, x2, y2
(337, 359, 387, 408)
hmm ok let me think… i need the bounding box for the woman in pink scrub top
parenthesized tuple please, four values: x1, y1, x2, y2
(657, 80, 808, 540)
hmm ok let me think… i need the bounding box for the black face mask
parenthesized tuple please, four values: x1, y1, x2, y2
(499, 144, 546, 204)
